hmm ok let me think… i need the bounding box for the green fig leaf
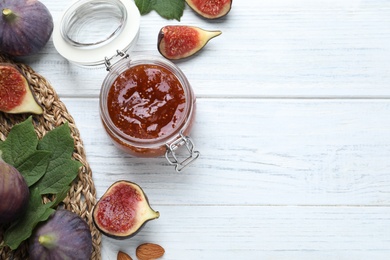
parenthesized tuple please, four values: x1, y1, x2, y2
(134, 0, 156, 15)
(0, 116, 38, 167)
(134, 0, 184, 20)
(35, 122, 82, 195)
(50, 185, 72, 208)
(153, 0, 185, 21)
(17, 150, 51, 187)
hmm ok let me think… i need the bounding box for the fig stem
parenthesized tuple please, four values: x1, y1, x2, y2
(38, 234, 58, 249)
(2, 8, 17, 21)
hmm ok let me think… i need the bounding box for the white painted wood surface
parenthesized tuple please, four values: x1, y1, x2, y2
(18, 0, 390, 259)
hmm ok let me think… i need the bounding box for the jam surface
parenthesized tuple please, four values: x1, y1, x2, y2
(107, 64, 186, 139)
(96, 183, 141, 233)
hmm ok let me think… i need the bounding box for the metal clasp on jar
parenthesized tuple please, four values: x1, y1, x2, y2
(165, 131, 200, 172)
(104, 50, 129, 71)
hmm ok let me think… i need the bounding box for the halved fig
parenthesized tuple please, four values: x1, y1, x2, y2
(158, 25, 222, 60)
(0, 63, 43, 114)
(92, 180, 159, 239)
(186, 0, 232, 19)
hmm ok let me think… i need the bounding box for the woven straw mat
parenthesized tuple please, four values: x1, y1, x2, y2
(0, 55, 102, 259)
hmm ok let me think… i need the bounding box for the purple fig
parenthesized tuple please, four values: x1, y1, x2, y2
(93, 180, 159, 239)
(0, 158, 29, 224)
(158, 25, 221, 60)
(0, 63, 43, 114)
(29, 209, 93, 260)
(0, 0, 53, 57)
(186, 0, 232, 19)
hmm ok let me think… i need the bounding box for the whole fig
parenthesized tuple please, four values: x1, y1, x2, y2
(29, 209, 93, 260)
(0, 159, 29, 224)
(0, 0, 53, 57)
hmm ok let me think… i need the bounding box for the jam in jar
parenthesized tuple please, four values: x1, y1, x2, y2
(100, 55, 199, 171)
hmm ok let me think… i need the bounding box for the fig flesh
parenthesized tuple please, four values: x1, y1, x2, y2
(0, 0, 53, 57)
(29, 209, 93, 260)
(93, 180, 159, 239)
(0, 159, 29, 224)
(158, 25, 222, 60)
(0, 63, 43, 114)
(186, 0, 232, 19)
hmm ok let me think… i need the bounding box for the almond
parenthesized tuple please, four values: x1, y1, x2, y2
(136, 243, 165, 260)
(118, 251, 133, 260)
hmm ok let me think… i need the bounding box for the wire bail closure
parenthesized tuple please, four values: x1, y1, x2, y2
(105, 50, 129, 71)
(165, 131, 200, 172)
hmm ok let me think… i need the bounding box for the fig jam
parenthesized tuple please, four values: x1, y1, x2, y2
(100, 56, 197, 162)
(107, 64, 186, 140)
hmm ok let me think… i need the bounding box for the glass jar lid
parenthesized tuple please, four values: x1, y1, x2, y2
(53, 0, 140, 67)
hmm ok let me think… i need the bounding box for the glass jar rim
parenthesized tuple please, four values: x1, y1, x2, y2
(99, 55, 195, 147)
(52, 0, 140, 67)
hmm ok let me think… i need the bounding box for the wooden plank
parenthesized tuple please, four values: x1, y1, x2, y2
(100, 205, 390, 260)
(25, 0, 390, 98)
(64, 98, 390, 206)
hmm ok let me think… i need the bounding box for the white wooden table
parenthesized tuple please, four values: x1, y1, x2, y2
(22, 0, 390, 259)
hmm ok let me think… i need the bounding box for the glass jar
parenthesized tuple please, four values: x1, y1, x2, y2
(53, 0, 200, 171)
(100, 55, 199, 171)
(53, 0, 140, 67)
